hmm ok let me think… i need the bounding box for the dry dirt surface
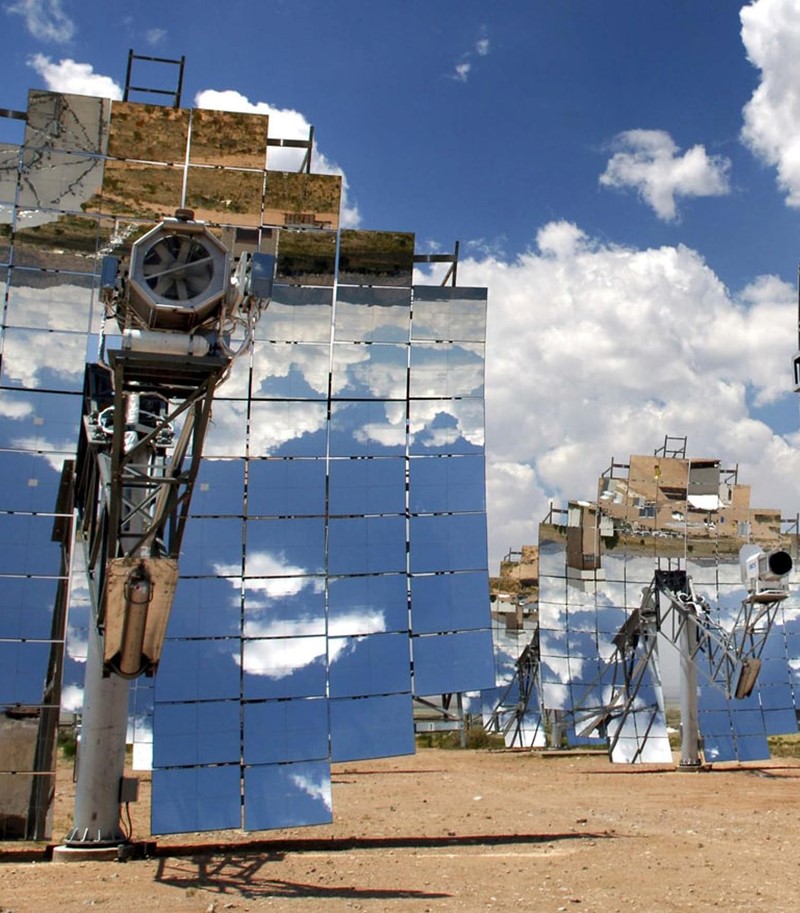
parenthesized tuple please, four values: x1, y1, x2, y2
(2, 749, 800, 912)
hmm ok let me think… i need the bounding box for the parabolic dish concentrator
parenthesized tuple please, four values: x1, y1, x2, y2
(0, 76, 493, 844)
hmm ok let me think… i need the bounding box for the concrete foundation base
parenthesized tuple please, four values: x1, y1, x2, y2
(51, 844, 122, 863)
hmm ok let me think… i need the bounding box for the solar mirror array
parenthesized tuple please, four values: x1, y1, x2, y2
(485, 442, 800, 763)
(0, 87, 494, 840)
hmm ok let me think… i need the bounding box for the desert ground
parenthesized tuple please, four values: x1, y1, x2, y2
(2, 747, 800, 912)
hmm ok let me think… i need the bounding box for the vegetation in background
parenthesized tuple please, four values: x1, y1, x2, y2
(57, 729, 77, 759)
(416, 728, 505, 750)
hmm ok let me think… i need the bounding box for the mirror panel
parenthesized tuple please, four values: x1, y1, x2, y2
(108, 102, 190, 163)
(246, 458, 326, 517)
(409, 342, 485, 398)
(185, 166, 264, 226)
(153, 701, 241, 766)
(0, 575, 59, 639)
(411, 286, 487, 343)
(189, 108, 267, 168)
(25, 91, 110, 155)
(409, 513, 488, 573)
(242, 634, 327, 699)
(248, 400, 329, 457)
(0, 146, 17, 210)
(177, 518, 244, 575)
(244, 517, 326, 575)
(410, 571, 489, 634)
(328, 457, 405, 516)
(12, 214, 102, 269)
(258, 284, 333, 343)
(6, 270, 95, 332)
(243, 697, 328, 763)
(263, 172, 341, 231)
(0, 391, 81, 454)
(190, 459, 246, 517)
(328, 516, 407, 575)
(151, 764, 241, 835)
(0, 514, 62, 575)
(329, 400, 407, 456)
(252, 342, 331, 399)
(412, 629, 495, 696)
(331, 342, 408, 400)
(328, 574, 409, 635)
(1, 329, 87, 392)
(409, 397, 484, 454)
(329, 631, 411, 697)
(243, 760, 332, 830)
(243, 575, 326, 638)
(409, 454, 485, 513)
(155, 639, 241, 702)
(0, 641, 55, 706)
(169, 576, 241, 638)
(274, 230, 336, 287)
(334, 286, 411, 343)
(17, 150, 103, 217)
(338, 230, 414, 287)
(100, 160, 183, 219)
(330, 693, 415, 762)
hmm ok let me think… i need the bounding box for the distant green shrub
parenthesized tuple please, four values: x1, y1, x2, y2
(58, 729, 77, 759)
(769, 734, 800, 759)
(416, 727, 505, 750)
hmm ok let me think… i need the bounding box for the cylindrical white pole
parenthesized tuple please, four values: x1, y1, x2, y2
(678, 619, 701, 768)
(65, 623, 129, 845)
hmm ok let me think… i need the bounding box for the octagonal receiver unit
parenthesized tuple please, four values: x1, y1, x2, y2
(126, 214, 231, 332)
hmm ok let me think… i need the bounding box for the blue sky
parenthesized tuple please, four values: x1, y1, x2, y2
(3, 0, 800, 567)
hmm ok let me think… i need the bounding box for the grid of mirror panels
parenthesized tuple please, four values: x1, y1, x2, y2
(482, 607, 545, 748)
(0, 90, 112, 838)
(151, 271, 494, 834)
(0, 90, 494, 836)
(532, 452, 800, 765)
(693, 549, 799, 762)
(766, 597, 800, 735)
(537, 521, 670, 761)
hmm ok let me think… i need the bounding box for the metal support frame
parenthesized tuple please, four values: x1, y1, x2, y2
(77, 354, 228, 585)
(104, 351, 226, 561)
(414, 242, 460, 287)
(123, 49, 185, 107)
(486, 633, 543, 747)
(65, 350, 231, 847)
(569, 567, 786, 765)
(600, 458, 631, 481)
(570, 607, 665, 763)
(654, 436, 688, 459)
(414, 694, 467, 745)
(649, 570, 783, 700)
(58, 201, 273, 852)
(267, 129, 315, 173)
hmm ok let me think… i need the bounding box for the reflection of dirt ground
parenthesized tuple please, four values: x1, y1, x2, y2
(2, 748, 800, 911)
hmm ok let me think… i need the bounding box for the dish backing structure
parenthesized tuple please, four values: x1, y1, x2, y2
(0, 70, 493, 841)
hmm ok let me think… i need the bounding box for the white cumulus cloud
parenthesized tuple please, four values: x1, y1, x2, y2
(6, 0, 74, 43)
(600, 129, 731, 221)
(740, 0, 800, 206)
(447, 221, 800, 567)
(60, 683, 84, 712)
(27, 53, 122, 98)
